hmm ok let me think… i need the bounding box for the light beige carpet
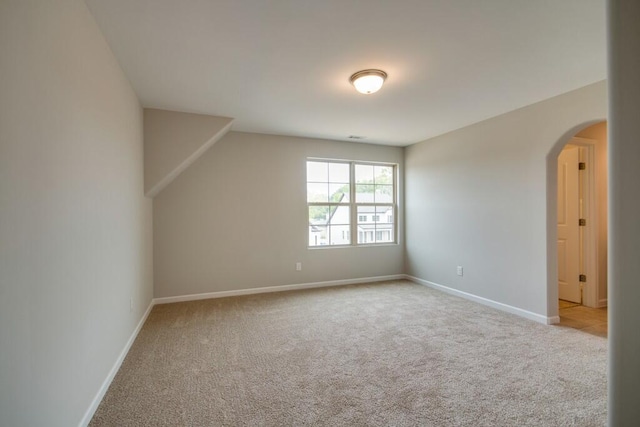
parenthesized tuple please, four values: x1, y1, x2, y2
(90, 280, 606, 426)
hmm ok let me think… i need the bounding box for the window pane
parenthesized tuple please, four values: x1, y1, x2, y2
(356, 206, 375, 243)
(355, 164, 374, 183)
(375, 229, 393, 243)
(328, 163, 349, 183)
(309, 206, 329, 225)
(357, 229, 375, 244)
(307, 161, 328, 182)
(374, 165, 393, 185)
(357, 206, 375, 219)
(375, 206, 394, 243)
(329, 225, 350, 245)
(376, 205, 393, 218)
(309, 225, 327, 246)
(374, 185, 393, 203)
(329, 205, 350, 225)
(309, 205, 350, 246)
(307, 183, 328, 203)
(355, 183, 374, 203)
(329, 183, 350, 202)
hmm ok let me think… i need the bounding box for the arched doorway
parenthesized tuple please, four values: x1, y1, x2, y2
(547, 121, 608, 335)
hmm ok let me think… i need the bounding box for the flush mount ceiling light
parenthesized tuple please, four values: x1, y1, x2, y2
(349, 69, 387, 94)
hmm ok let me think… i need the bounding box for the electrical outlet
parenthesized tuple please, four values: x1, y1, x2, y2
(296, 262, 302, 271)
(456, 266, 464, 276)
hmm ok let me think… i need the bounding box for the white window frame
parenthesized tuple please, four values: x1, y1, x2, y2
(307, 159, 397, 248)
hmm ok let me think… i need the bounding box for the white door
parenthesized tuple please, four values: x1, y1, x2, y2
(557, 145, 581, 303)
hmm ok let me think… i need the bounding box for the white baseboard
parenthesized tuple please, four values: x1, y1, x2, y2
(154, 274, 406, 305)
(79, 301, 155, 427)
(597, 298, 608, 308)
(404, 275, 556, 325)
(547, 316, 561, 325)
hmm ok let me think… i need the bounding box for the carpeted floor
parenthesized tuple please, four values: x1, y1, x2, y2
(90, 280, 606, 426)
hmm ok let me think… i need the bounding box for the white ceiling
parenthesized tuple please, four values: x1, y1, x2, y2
(86, 0, 606, 146)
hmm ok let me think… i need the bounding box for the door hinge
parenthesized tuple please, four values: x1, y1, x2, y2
(578, 162, 586, 170)
(579, 274, 587, 282)
(579, 218, 586, 226)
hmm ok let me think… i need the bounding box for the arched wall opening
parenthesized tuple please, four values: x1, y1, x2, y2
(546, 119, 607, 319)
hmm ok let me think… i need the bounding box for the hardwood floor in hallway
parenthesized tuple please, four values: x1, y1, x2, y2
(557, 300, 608, 338)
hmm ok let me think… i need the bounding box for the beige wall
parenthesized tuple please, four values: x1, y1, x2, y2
(0, 1, 153, 426)
(405, 81, 607, 318)
(607, 0, 640, 423)
(144, 109, 233, 197)
(575, 122, 608, 305)
(153, 131, 404, 298)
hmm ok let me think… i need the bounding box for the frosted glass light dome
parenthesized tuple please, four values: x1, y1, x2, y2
(349, 69, 387, 94)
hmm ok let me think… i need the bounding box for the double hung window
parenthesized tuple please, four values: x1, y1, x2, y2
(307, 160, 397, 247)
